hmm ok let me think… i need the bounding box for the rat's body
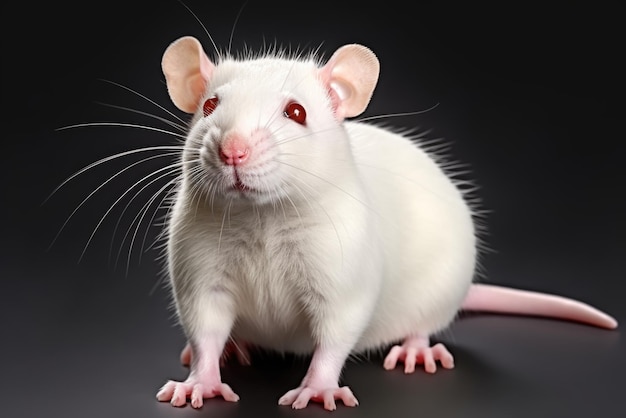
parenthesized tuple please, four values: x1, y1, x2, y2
(156, 37, 617, 410)
(169, 119, 474, 355)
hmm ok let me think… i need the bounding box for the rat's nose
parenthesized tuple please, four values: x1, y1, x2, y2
(219, 133, 249, 166)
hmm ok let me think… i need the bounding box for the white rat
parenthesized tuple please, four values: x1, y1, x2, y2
(154, 36, 618, 410)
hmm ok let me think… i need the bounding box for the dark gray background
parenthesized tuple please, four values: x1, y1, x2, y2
(3, 1, 625, 417)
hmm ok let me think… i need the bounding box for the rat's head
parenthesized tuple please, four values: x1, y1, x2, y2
(162, 36, 379, 205)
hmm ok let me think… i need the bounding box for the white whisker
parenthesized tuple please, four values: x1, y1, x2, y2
(55, 122, 186, 139)
(123, 175, 181, 274)
(44, 145, 187, 203)
(275, 124, 343, 147)
(217, 198, 230, 255)
(354, 103, 440, 123)
(228, 1, 249, 56)
(176, 0, 221, 60)
(110, 164, 183, 265)
(79, 159, 189, 262)
(95, 101, 187, 133)
(98, 79, 188, 125)
(49, 151, 182, 250)
(141, 181, 181, 254)
(277, 160, 379, 217)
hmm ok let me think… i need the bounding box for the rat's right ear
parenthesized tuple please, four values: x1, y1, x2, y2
(319, 44, 380, 121)
(162, 36, 215, 113)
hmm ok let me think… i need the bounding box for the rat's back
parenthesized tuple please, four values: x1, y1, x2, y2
(345, 121, 477, 351)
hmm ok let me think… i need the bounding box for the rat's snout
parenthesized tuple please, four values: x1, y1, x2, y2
(219, 132, 250, 166)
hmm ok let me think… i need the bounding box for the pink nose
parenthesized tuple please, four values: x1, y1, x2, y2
(219, 134, 249, 166)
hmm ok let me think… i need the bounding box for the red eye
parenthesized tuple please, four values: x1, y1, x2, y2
(284, 101, 307, 125)
(203, 95, 219, 117)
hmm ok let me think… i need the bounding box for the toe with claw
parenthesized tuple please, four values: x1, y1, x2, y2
(279, 385, 359, 411)
(383, 335, 455, 374)
(156, 379, 239, 408)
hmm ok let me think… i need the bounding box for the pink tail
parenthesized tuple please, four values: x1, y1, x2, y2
(462, 284, 618, 329)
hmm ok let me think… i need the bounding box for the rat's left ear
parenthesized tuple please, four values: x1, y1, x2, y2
(162, 36, 215, 113)
(319, 44, 380, 121)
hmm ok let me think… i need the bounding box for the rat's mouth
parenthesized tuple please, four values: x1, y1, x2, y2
(232, 171, 253, 193)
(234, 179, 248, 192)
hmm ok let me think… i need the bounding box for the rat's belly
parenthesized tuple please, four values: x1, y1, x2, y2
(230, 278, 316, 354)
(231, 316, 316, 354)
(224, 245, 319, 354)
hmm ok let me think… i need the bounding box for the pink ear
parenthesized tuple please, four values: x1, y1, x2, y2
(162, 36, 215, 113)
(319, 44, 380, 121)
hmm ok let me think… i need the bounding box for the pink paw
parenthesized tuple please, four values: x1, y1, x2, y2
(383, 337, 454, 374)
(278, 385, 359, 411)
(156, 379, 240, 408)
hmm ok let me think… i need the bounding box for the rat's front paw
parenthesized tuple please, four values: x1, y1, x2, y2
(156, 379, 239, 408)
(278, 385, 358, 411)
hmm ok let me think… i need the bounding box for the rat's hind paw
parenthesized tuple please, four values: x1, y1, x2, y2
(383, 335, 454, 374)
(278, 385, 358, 411)
(156, 379, 240, 408)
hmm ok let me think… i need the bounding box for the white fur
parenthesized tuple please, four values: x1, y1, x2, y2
(165, 52, 476, 358)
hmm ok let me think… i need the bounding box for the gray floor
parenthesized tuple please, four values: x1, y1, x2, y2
(4, 1, 625, 417)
